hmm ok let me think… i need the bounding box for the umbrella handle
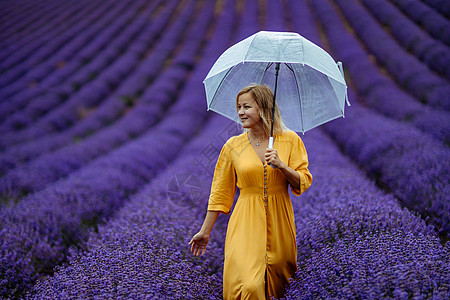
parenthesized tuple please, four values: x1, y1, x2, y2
(269, 137, 276, 169)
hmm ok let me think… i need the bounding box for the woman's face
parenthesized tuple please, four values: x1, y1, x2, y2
(237, 92, 261, 130)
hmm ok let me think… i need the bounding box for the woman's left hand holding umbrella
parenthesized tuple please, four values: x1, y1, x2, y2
(265, 147, 301, 191)
(265, 147, 283, 169)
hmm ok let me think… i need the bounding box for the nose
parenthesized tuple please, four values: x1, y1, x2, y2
(238, 107, 244, 116)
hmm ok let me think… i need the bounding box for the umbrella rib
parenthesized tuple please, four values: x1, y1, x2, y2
(285, 63, 294, 73)
(265, 62, 274, 72)
(244, 34, 259, 62)
(208, 65, 237, 110)
(287, 63, 305, 133)
(261, 62, 273, 84)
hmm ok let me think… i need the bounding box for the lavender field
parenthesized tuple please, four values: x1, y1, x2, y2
(1, 0, 449, 299)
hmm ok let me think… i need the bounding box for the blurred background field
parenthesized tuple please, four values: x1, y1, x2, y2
(0, 0, 449, 299)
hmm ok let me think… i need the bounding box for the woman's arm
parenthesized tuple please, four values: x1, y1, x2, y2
(189, 210, 220, 256)
(265, 148, 301, 190)
(278, 162, 301, 189)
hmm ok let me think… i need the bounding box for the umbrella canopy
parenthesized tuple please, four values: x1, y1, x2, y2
(203, 31, 349, 134)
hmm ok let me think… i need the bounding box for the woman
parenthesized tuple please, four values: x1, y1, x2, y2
(190, 84, 312, 299)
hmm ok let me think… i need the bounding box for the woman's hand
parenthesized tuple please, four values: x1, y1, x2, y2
(189, 231, 210, 256)
(265, 147, 301, 190)
(265, 148, 284, 169)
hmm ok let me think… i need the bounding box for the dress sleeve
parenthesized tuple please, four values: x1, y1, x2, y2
(289, 132, 313, 196)
(207, 141, 237, 214)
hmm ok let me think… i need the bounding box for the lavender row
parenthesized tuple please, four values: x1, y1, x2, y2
(0, 0, 127, 119)
(299, 0, 450, 144)
(0, 0, 83, 44)
(310, 0, 450, 236)
(30, 217, 223, 299)
(0, 0, 93, 64)
(0, 69, 193, 298)
(0, 0, 41, 39)
(0, 18, 140, 133)
(389, 0, 450, 46)
(0, 124, 182, 298)
(286, 0, 322, 45)
(0, 0, 125, 83)
(361, 0, 450, 80)
(0, 66, 188, 203)
(234, 0, 259, 40)
(333, 93, 450, 235)
(0, 0, 124, 92)
(284, 128, 448, 298)
(29, 114, 238, 299)
(0, 2, 175, 148)
(287, 232, 449, 298)
(0, 0, 150, 122)
(420, 0, 450, 19)
(0, 1, 227, 297)
(0, 0, 144, 105)
(0, 0, 210, 202)
(0, 0, 186, 175)
(0, 0, 171, 137)
(0, 1, 64, 47)
(0, 0, 184, 156)
(265, 1, 285, 31)
(331, 0, 450, 111)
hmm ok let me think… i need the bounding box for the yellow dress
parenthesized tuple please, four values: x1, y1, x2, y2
(208, 130, 313, 299)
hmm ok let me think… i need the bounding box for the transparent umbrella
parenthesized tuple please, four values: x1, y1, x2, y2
(203, 30, 349, 148)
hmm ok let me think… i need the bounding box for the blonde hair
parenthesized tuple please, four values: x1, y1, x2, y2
(236, 84, 286, 137)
